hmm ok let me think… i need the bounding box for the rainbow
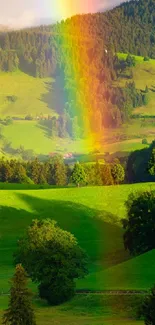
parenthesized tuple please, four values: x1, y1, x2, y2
(50, 1, 105, 152)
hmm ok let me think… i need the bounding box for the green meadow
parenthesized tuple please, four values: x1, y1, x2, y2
(1, 183, 154, 324)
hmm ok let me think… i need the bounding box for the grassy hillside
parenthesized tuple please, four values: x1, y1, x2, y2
(0, 71, 56, 117)
(0, 54, 154, 157)
(1, 183, 155, 294)
(117, 54, 155, 116)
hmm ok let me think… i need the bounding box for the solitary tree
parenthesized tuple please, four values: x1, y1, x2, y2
(3, 264, 36, 325)
(126, 54, 136, 67)
(122, 191, 155, 255)
(71, 162, 87, 187)
(142, 285, 155, 325)
(14, 219, 88, 305)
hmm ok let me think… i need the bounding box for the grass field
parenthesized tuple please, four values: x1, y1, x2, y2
(1, 183, 153, 324)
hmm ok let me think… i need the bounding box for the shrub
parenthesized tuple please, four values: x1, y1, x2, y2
(142, 138, 148, 145)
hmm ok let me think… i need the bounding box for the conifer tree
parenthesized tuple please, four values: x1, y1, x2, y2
(71, 162, 87, 187)
(3, 264, 36, 325)
(49, 154, 67, 186)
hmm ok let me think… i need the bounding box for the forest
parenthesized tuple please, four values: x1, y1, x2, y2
(0, 0, 152, 137)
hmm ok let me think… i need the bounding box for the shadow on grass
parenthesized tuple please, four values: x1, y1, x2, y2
(15, 193, 130, 268)
(0, 192, 133, 293)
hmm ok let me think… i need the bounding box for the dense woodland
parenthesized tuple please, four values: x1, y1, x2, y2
(0, 0, 153, 137)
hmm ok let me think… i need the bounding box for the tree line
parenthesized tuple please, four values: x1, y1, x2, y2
(2, 139, 155, 186)
(0, 156, 125, 186)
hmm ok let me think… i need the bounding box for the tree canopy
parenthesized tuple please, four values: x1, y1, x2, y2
(122, 191, 155, 255)
(14, 219, 88, 305)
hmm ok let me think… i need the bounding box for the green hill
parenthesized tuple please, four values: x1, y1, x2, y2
(0, 183, 154, 324)
(1, 183, 155, 293)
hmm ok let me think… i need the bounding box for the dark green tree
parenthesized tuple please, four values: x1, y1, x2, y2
(0, 159, 12, 182)
(3, 264, 36, 325)
(14, 219, 88, 305)
(71, 162, 87, 187)
(142, 138, 148, 145)
(126, 54, 136, 67)
(122, 191, 155, 255)
(144, 56, 150, 62)
(142, 285, 155, 325)
(30, 158, 41, 184)
(12, 164, 30, 184)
